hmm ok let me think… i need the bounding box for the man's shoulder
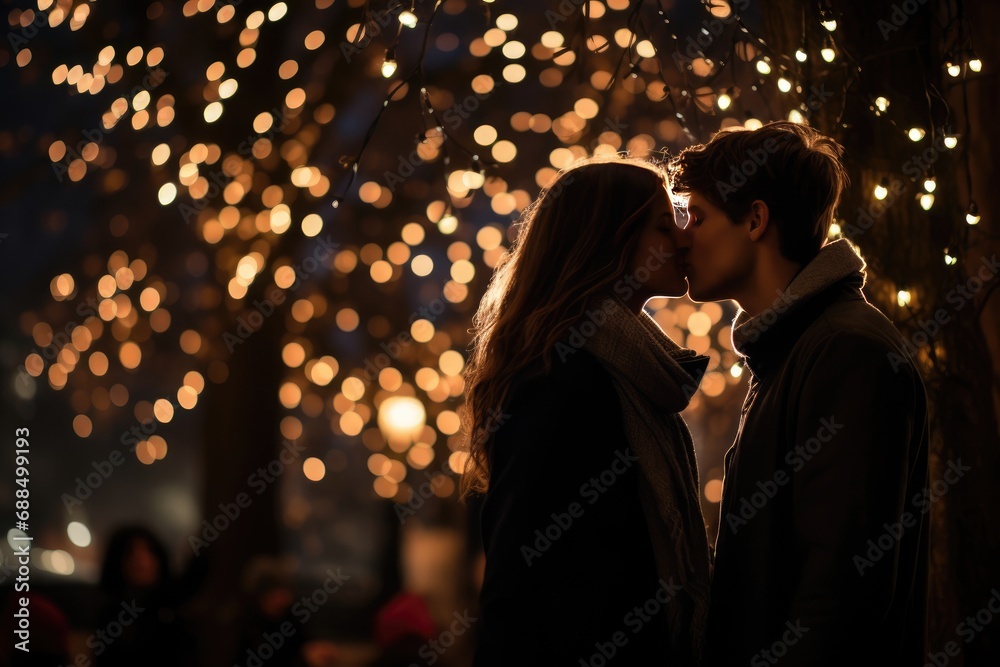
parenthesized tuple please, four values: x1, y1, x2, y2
(804, 293, 905, 347)
(796, 296, 923, 376)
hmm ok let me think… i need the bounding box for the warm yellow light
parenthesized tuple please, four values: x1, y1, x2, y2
(777, 77, 792, 93)
(717, 93, 732, 110)
(919, 193, 934, 210)
(795, 48, 807, 62)
(821, 47, 836, 62)
(874, 96, 889, 112)
(908, 127, 925, 141)
(381, 58, 397, 78)
(874, 183, 888, 200)
(399, 10, 417, 28)
(896, 290, 911, 307)
(969, 58, 982, 73)
(377, 396, 426, 446)
(755, 59, 771, 75)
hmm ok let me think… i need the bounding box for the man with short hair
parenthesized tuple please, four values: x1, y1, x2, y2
(669, 121, 929, 666)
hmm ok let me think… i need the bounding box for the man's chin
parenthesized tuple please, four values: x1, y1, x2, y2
(684, 279, 717, 304)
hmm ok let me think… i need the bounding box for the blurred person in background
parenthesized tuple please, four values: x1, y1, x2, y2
(94, 525, 197, 666)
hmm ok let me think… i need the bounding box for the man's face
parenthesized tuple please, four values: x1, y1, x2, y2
(675, 191, 755, 303)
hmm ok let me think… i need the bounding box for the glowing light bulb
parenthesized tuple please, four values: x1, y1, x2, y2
(874, 180, 888, 200)
(788, 109, 805, 124)
(756, 59, 771, 75)
(907, 127, 925, 141)
(966, 202, 981, 225)
(944, 135, 958, 149)
(777, 77, 792, 93)
(919, 193, 934, 210)
(795, 48, 807, 62)
(946, 62, 961, 77)
(381, 58, 397, 78)
(923, 177, 936, 193)
(897, 290, 911, 307)
(821, 19, 837, 31)
(399, 10, 418, 28)
(821, 47, 835, 62)
(969, 58, 982, 72)
(874, 96, 890, 112)
(829, 222, 842, 237)
(944, 252, 957, 266)
(717, 93, 732, 110)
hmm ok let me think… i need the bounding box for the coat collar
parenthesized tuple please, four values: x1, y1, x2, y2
(731, 239, 868, 380)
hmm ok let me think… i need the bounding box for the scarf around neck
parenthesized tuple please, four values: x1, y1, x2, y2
(580, 291, 712, 664)
(732, 238, 867, 355)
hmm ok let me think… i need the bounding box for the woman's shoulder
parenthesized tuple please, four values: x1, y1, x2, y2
(504, 348, 618, 413)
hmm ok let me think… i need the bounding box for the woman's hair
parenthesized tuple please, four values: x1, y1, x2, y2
(459, 156, 669, 500)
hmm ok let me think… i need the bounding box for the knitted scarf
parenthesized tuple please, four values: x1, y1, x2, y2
(581, 291, 713, 665)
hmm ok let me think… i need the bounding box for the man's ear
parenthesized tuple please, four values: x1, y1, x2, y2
(746, 200, 770, 242)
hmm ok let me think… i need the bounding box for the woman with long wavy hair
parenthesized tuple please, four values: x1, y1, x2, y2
(462, 156, 713, 665)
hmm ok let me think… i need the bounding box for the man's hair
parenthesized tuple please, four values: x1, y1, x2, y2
(667, 121, 849, 265)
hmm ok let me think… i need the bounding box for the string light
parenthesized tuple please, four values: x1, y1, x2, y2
(944, 134, 958, 149)
(919, 193, 934, 210)
(777, 77, 792, 93)
(923, 175, 936, 192)
(897, 290, 912, 307)
(874, 96, 890, 113)
(795, 48, 807, 62)
(969, 56, 982, 72)
(819, 3, 837, 31)
(944, 250, 958, 266)
(717, 92, 732, 110)
(820, 46, 836, 62)
(755, 59, 772, 75)
(966, 201, 981, 225)
(874, 177, 889, 200)
(946, 60, 961, 77)
(399, 9, 418, 29)
(907, 127, 926, 141)
(381, 49, 397, 78)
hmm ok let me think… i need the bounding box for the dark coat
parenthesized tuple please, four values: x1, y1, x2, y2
(472, 348, 678, 666)
(706, 274, 929, 666)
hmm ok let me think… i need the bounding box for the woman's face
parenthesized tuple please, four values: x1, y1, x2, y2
(626, 188, 688, 301)
(123, 537, 161, 589)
